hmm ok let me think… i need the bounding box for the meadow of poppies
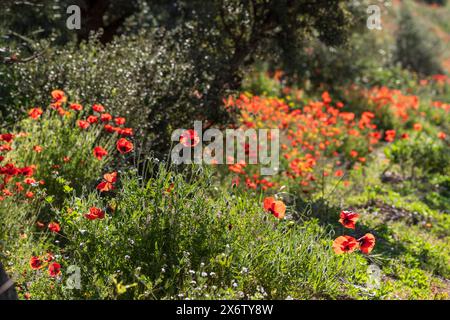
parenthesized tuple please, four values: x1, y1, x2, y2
(0, 0, 449, 301)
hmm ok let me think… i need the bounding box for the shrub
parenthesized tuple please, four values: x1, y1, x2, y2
(385, 133, 450, 178)
(395, 7, 443, 76)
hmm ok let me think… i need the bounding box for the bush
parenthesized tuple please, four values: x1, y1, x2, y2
(395, 7, 443, 76)
(0, 33, 206, 154)
(385, 133, 450, 178)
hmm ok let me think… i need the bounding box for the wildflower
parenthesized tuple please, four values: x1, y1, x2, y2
(92, 104, 105, 113)
(44, 253, 54, 263)
(77, 120, 90, 130)
(51, 90, 67, 103)
(84, 207, 105, 220)
(413, 123, 422, 131)
(385, 130, 396, 142)
(332, 236, 359, 254)
(24, 178, 36, 185)
(263, 197, 286, 219)
(118, 128, 133, 136)
(114, 117, 126, 126)
(358, 233, 376, 254)
(25, 191, 34, 198)
(0, 133, 14, 143)
(322, 91, 332, 104)
(48, 222, 61, 233)
(100, 113, 113, 122)
(104, 124, 116, 133)
(116, 138, 133, 154)
(339, 210, 359, 229)
(438, 132, 446, 140)
(350, 150, 358, 158)
(28, 108, 43, 119)
(33, 145, 43, 153)
(334, 170, 344, 177)
(96, 172, 117, 192)
(29, 256, 43, 270)
(87, 115, 98, 124)
(48, 262, 61, 277)
(180, 129, 200, 147)
(93, 146, 108, 160)
(69, 103, 83, 111)
(20, 166, 35, 177)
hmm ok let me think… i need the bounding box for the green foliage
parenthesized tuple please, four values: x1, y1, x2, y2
(395, 6, 443, 76)
(385, 133, 450, 177)
(9, 163, 370, 300)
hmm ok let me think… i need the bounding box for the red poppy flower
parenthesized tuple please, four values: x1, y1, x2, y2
(334, 170, 344, 177)
(48, 222, 60, 233)
(48, 262, 61, 277)
(51, 90, 67, 103)
(0, 144, 12, 152)
(180, 129, 200, 147)
(332, 236, 359, 254)
(24, 178, 36, 185)
(100, 113, 112, 122)
(84, 207, 105, 220)
(114, 117, 126, 126)
(87, 115, 98, 124)
(350, 150, 358, 158)
(103, 124, 116, 133)
(385, 130, 396, 142)
(263, 197, 286, 219)
(92, 104, 105, 113)
(118, 128, 133, 136)
(45, 253, 54, 263)
(77, 120, 90, 129)
(116, 138, 133, 154)
(438, 132, 446, 140)
(96, 172, 117, 192)
(69, 103, 83, 111)
(339, 210, 360, 229)
(0, 133, 14, 143)
(358, 233, 376, 254)
(25, 191, 34, 198)
(93, 146, 108, 160)
(20, 166, 35, 177)
(33, 145, 43, 153)
(0, 163, 19, 176)
(29, 256, 43, 270)
(413, 123, 422, 131)
(263, 197, 276, 211)
(28, 108, 43, 119)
